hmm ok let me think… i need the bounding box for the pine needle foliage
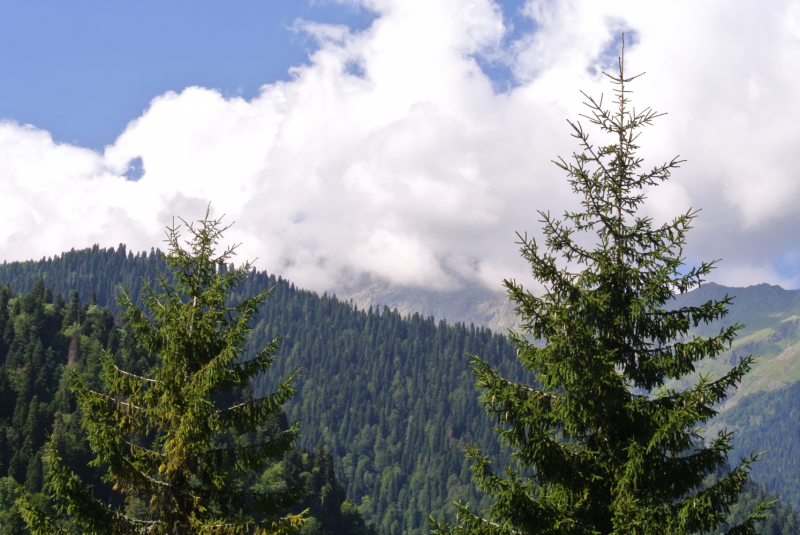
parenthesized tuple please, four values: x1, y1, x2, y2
(431, 40, 769, 535)
(17, 211, 306, 534)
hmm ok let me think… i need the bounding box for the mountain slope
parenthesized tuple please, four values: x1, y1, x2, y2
(668, 282, 800, 406)
(2, 249, 799, 528)
(335, 279, 516, 332)
(337, 279, 800, 407)
(712, 380, 800, 509)
(0, 246, 525, 535)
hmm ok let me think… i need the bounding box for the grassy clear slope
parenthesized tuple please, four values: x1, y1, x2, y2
(667, 282, 800, 406)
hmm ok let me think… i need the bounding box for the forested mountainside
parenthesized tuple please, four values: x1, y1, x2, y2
(0, 281, 374, 535)
(0, 245, 166, 319)
(1, 246, 799, 534)
(713, 380, 800, 510)
(705, 464, 800, 535)
(245, 292, 522, 534)
(0, 246, 525, 535)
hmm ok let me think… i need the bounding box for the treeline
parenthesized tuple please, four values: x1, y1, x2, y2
(716, 379, 800, 508)
(705, 464, 800, 535)
(0, 246, 797, 535)
(0, 281, 373, 535)
(0, 244, 166, 319)
(0, 245, 525, 535)
(244, 288, 522, 535)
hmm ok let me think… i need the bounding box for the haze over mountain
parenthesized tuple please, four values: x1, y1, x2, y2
(335, 278, 516, 332)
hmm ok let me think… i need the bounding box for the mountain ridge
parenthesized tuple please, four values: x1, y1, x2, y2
(334, 280, 516, 333)
(2, 246, 800, 521)
(0, 245, 524, 535)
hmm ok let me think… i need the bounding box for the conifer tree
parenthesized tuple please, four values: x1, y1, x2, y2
(17, 211, 306, 534)
(432, 40, 768, 534)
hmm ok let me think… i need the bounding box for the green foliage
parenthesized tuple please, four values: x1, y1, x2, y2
(253, 443, 376, 535)
(0, 244, 525, 535)
(0, 267, 367, 535)
(0, 279, 147, 534)
(0, 244, 167, 320)
(704, 467, 800, 535)
(5, 229, 800, 533)
(17, 213, 306, 534)
(6, 245, 800, 535)
(714, 380, 800, 508)
(432, 44, 767, 535)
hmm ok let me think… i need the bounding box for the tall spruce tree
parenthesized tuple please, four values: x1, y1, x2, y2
(432, 41, 768, 534)
(17, 212, 306, 534)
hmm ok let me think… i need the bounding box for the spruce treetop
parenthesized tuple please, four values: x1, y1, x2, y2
(18, 209, 306, 535)
(432, 37, 769, 535)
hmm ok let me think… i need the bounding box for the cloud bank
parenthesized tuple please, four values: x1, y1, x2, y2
(1, 0, 800, 293)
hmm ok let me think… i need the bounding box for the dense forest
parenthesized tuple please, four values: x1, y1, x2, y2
(0, 245, 165, 319)
(0, 281, 375, 535)
(0, 246, 798, 534)
(715, 380, 800, 508)
(705, 464, 800, 535)
(0, 246, 525, 535)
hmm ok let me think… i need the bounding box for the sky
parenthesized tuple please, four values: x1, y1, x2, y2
(0, 0, 799, 294)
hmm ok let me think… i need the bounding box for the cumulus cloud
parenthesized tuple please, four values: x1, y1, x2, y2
(1, 0, 799, 292)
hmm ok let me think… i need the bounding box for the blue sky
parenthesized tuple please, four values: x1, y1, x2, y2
(0, 0, 530, 150)
(0, 1, 372, 149)
(0, 0, 798, 292)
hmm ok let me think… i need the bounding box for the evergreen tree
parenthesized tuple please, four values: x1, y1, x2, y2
(17, 212, 306, 534)
(432, 41, 768, 534)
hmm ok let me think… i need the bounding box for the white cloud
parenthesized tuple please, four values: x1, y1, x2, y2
(1, 0, 799, 291)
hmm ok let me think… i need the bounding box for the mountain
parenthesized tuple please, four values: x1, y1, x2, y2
(336, 279, 800, 408)
(336, 279, 800, 515)
(0, 281, 373, 535)
(1, 248, 799, 532)
(667, 282, 800, 407)
(652, 282, 800, 511)
(0, 246, 526, 535)
(334, 279, 516, 333)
